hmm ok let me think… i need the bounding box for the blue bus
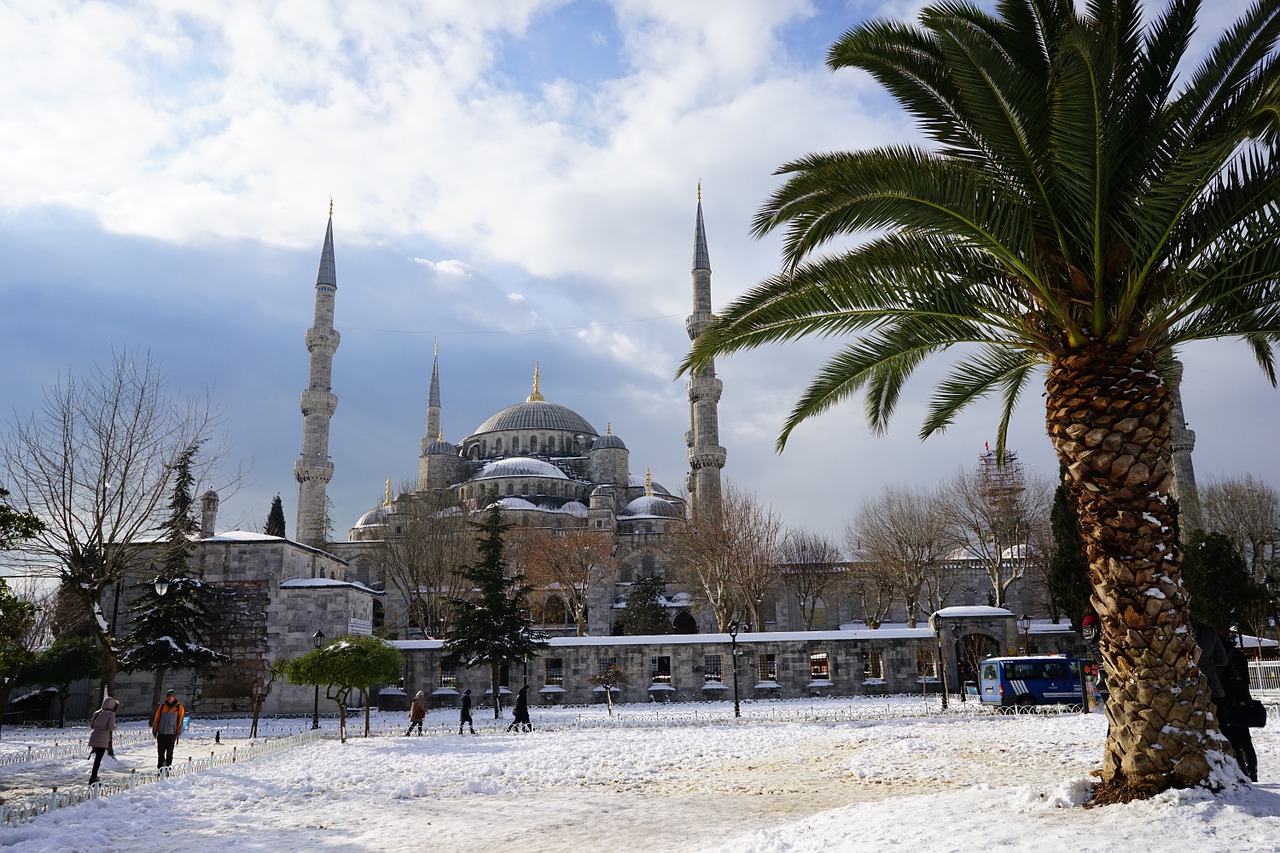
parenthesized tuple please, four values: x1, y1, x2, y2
(978, 656, 1087, 711)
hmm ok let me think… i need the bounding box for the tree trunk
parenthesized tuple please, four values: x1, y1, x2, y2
(1046, 344, 1226, 801)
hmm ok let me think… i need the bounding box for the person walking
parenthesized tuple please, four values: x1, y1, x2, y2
(1220, 636, 1259, 782)
(406, 690, 427, 736)
(507, 684, 532, 732)
(151, 689, 186, 770)
(87, 696, 118, 785)
(459, 688, 476, 735)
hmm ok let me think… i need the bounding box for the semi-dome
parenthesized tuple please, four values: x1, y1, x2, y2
(473, 400, 597, 436)
(474, 457, 569, 480)
(622, 494, 681, 518)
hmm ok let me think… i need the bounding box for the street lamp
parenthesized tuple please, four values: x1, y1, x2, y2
(1017, 614, 1031, 655)
(928, 613, 949, 710)
(728, 620, 741, 718)
(311, 629, 325, 730)
(153, 576, 170, 597)
(952, 623, 967, 703)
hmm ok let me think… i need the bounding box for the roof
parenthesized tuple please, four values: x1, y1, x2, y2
(622, 494, 681, 519)
(475, 457, 568, 480)
(472, 400, 597, 435)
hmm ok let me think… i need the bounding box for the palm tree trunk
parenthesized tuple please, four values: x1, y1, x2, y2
(1046, 344, 1226, 801)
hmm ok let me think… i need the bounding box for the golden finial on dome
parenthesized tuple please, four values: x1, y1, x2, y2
(438, 429, 444, 441)
(385, 478, 391, 506)
(646, 468, 653, 496)
(697, 181, 701, 202)
(606, 422, 612, 435)
(527, 362, 545, 402)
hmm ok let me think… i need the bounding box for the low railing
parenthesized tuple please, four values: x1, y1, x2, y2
(1248, 661, 1280, 696)
(0, 728, 324, 826)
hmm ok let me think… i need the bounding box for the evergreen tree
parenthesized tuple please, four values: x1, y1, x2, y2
(120, 442, 229, 706)
(1180, 531, 1266, 634)
(619, 575, 671, 636)
(443, 501, 547, 718)
(264, 494, 287, 538)
(1046, 480, 1091, 630)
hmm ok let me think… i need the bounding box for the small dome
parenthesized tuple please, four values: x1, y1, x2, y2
(559, 500, 588, 518)
(424, 438, 456, 456)
(474, 458, 569, 480)
(592, 433, 627, 451)
(354, 505, 392, 528)
(628, 473, 670, 495)
(622, 494, 681, 518)
(496, 497, 540, 511)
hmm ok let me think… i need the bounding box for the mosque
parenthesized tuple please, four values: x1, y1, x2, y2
(299, 193, 727, 638)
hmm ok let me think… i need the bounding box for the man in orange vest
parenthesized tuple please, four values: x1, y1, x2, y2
(151, 689, 185, 770)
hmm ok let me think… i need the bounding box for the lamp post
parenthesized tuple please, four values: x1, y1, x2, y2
(728, 620, 741, 718)
(1017, 614, 1031, 655)
(953, 623, 967, 702)
(311, 629, 325, 730)
(928, 613, 949, 710)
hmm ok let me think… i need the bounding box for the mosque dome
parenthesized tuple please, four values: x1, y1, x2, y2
(473, 400, 597, 436)
(474, 458, 569, 480)
(353, 504, 392, 529)
(622, 494, 681, 518)
(592, 432, 627, 451)
(423, 437, 457, 456)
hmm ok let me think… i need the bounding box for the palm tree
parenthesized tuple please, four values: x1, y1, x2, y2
(682, 0, 1280, 802)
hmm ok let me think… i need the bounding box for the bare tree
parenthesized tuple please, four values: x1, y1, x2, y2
(1201, 474, 1280, 578)
(510, 526, 616, 637)
(939, 451, 1051, 609)
(848, 484, 956, 626)
(677, 482, 783, 631)
(376, 488, 473, 638)
(2, 350, 227, 693)
(779, 530, 844, 629)
(841, 559, 897, 629)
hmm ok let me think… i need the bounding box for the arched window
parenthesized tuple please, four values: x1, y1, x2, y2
(521, 482, 529, 495)
(494, 437, 503, 454)
(530, 435, 538, 452)
(512, 437, 520, 453)
(641, 554, 657, 578)
(506, 483, 514, 496)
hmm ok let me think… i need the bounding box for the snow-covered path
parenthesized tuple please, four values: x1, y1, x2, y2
(2, 699, 1277, 852)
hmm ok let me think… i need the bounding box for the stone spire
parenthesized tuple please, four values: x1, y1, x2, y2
(422, 339, 442, 455)
(293, 206, 341, 548)
(685, 185, 726, 521)
(1168, 358, 1203, 538)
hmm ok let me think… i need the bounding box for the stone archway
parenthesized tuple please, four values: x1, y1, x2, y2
(672, 611, 698, 634)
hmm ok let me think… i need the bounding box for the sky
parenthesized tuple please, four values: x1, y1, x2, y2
(2, 0, 1276, 553)
(1, 698, 1277, 850)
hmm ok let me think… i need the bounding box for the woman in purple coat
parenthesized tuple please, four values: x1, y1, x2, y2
(88, 696, 118, 785)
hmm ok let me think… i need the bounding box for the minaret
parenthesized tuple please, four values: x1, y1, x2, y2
(294, 203, 341, 548)
(1168, 358, 1203, 537)
(418, 340, 442, 487)
(685, 184, 726, 521)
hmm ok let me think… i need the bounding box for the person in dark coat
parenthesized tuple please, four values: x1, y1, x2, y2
(1192, 616, 1228, 706)
(1219, 637, 1259, 782)
(87, 696, 118, 785)
(507, 684, 532, 732)
(406, 690, 427, 736)
(459, 688, 476, 735)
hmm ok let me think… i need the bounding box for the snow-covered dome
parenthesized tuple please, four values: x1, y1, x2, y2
(475, 458, 569, 480)
(353, 504, 392, 528)
(495, 497, 539, 511)
(560, 500, 588, 517)
(473, 400, 597, 436)
(622, 494, 681, 518)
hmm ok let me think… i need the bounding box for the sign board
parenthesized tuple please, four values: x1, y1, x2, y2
(347, 617, 372, 636)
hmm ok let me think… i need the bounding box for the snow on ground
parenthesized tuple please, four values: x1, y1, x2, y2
(1, 697, 1277, 852)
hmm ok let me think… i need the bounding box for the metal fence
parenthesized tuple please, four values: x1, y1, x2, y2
(1249, 661, 1280, 696)
(1, 728, 324, 826)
